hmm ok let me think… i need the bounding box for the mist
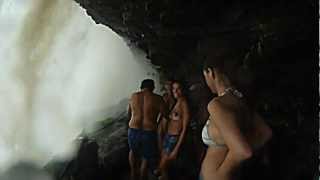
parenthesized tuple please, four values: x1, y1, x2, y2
(0, 0, 159, 173)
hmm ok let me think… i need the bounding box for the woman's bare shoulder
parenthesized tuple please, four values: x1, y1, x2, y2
(208, 98, 228, 112)
(208, 99, 238, 124)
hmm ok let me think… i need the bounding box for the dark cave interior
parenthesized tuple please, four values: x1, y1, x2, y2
(43, 1, 318, 180)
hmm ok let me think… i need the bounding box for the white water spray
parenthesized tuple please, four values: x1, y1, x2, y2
(0, 0, 159, 172)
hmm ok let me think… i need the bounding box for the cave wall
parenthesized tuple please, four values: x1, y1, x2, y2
(73, 0, 318, 179)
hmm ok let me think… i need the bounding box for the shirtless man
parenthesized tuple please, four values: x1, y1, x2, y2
(128, 79, 167, 180)
(157, 81, 190, 180)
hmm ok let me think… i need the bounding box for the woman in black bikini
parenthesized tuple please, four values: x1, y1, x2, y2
(199, 38, 273, 180)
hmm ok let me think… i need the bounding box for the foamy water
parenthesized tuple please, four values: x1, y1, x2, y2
(0, 0, 159, 171)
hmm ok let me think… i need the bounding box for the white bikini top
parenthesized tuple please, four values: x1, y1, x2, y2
(201, 88, 244, 148)
(201, 117, 226, 148)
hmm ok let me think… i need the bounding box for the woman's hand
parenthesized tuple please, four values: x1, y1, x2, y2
(248, 113, 273, 150)
(168, 150, 178, 161)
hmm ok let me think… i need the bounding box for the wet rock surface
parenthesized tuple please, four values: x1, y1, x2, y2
(53, 0, 318, 180)
(45, 113, 130, 180)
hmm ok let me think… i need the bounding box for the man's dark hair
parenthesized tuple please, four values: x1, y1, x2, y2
(140, 79, 155, 90)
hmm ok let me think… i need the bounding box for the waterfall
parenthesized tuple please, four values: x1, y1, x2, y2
(0, 0, 159, 172)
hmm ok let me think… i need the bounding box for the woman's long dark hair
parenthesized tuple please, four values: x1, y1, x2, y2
(199, 34, 255, 105)
(199, 34, 258, 133)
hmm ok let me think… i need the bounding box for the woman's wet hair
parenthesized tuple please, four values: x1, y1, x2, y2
(199, 34, 255, 101)
(200, 35, 252, 89)
(140, 79, 155, 90)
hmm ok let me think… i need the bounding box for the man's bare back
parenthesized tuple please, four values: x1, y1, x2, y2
(128, 79, 167, 180)
(129, 90, 166, 131)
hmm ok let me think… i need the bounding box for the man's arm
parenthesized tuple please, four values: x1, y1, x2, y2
(169, 98, 190, 159)
(127, 101, 132, 120)
(127, 94, 135, 123)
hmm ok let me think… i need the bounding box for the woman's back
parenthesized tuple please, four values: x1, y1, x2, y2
(207, 93, 254, 145)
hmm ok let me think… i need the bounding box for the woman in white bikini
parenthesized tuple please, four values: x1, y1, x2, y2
(199, 40, 273, 180)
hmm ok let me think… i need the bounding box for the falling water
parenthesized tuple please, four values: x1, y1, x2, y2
(0, 0, 159, 173)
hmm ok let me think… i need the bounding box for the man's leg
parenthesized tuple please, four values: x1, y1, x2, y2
(139, 159, 148, 180)
(141, 131, 160, 180)
(129, 150, 139, 180)
(129, 128, 142, 180)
